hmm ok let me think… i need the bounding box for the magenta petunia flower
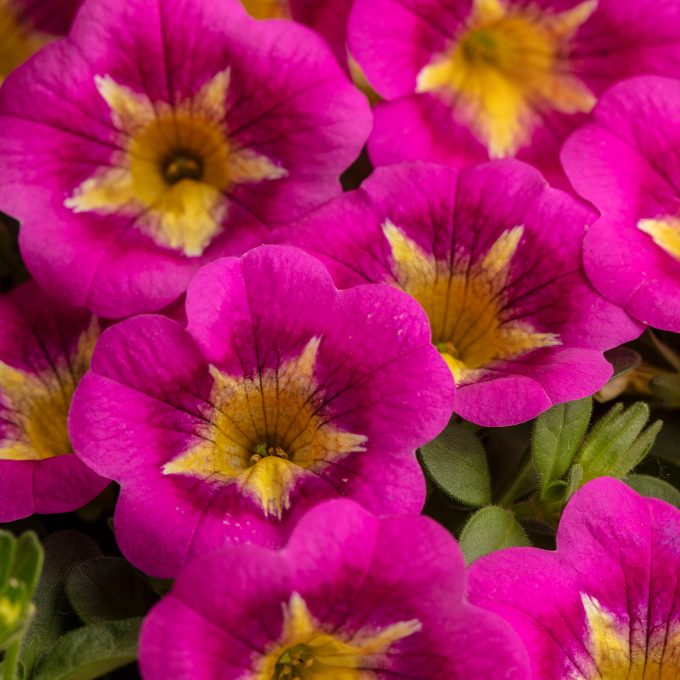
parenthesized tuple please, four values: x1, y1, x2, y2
(69, 246, 453, 577)
(241, 0, 354, 67)
(468, 477, 680, 678)
(0, 0, 371, 318)
(562, 76, 680, 332)
(283, 161, 641, 426)
(0, 282, 107, 522)
(140, 499, 530, 679)
(349, 0, 680, 184)
(0, 0, 82, 80)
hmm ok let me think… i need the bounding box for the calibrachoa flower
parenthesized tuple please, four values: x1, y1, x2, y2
(140, 499, 530, 679)
(284, 161, 641, 426)
(0, 0, 370, 317)
(469, 477, 680, 678)
(0, 282, 107, 522)
(0, 0, 82, 80)
(562, 76, 680, 333)
(69, 246, 453, 577)
(241, 0, 354, 67)
(349, 0, 680, 183)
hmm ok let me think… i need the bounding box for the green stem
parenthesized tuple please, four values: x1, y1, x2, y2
(497, 451, 536, 507)
(3, 639, 20, 680)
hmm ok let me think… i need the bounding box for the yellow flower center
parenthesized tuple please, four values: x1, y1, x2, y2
(416, 0, 597, 157)
(255, 593, 421, 680)
(0, 0, 51, 81)
(638, 215, 680, 262)
(0, 319, 99, 460)
(576, 594, 680, 678)
(162, 338, 367, 519)
(241, 0, 291, 19)
(383, 221, 559, 383)
(66, 70, 287, 257)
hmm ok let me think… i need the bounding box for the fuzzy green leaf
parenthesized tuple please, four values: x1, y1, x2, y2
(21, 532, 100, 677)
(577, 403, 661, 483)
(33, 618, 140, 680)
(532, 398, 592, 495)
(459, 506, 530, 564)
(419, 425, 491, 507)
(66, 558, 157, 625)
(0, 530, 43, 651)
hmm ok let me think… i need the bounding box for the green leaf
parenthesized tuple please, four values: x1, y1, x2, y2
(577, 403, 662, 483)
(625, 474, 680, 507)
(12, 534, 44, 599)
(66, 558, 157, 624)
(0, 531, 43, 652)
(532, 398, 592, 495)
(33, 618, 140, 680)
(21, 532, 100, 677)
(565, 464, 584, 501)
(418, 424, 491, 507)
(459, 506, 530, 564)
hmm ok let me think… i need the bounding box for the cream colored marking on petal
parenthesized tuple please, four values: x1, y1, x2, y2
(251, 592, 421, 680)
(383, 220, 559, 382)
(67, 69, 287, 256)
(638, 216, 680, 262)
(416, 0, 597, 157)
(575, 593, 680, 679)
(0, 318, 99, 461)
(163, 338, 366, 519)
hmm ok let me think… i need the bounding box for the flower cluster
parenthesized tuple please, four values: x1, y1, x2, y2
(0, 0, 678, 677)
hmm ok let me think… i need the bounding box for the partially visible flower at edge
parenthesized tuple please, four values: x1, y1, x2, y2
(0, 282, 107, 521)
(140, 499, 530, 679)
(562, 76, 680, 333)
(469, 477, 680, 678)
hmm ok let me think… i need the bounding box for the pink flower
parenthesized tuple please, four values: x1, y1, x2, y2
(0, 282, 107, 521)
(0, 0, 371, 317)
(562, 76, 680, 332)
(349, 0, 680, 185)
(469, 477, 680, 678)
(284, 161, 641, 425)
(69, 246, 453, 577)
(140, 499, 530, 679)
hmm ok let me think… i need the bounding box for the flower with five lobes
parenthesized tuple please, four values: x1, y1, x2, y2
(469, 477, 680, 678)
(140, 499, 530, 679)
(562, 76, 680, 333)
(285, 161, 641, 426)
(0, 0, 82, 81)
(69, 245, 454, 577)
(0, 283, 107, 522)
(0, 0, 371, 317)
(349, 0, 680, 184)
